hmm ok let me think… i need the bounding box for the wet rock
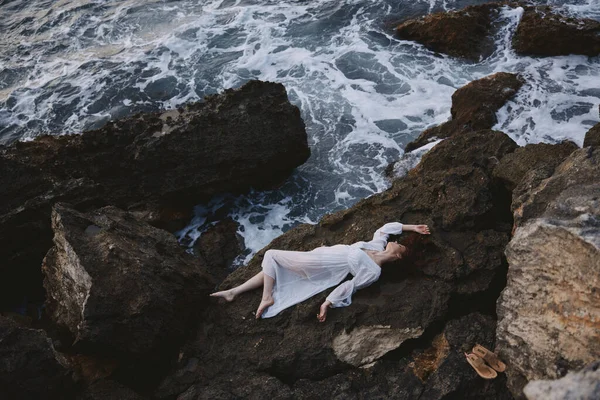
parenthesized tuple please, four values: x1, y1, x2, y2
(405, 72, 523, 151)
(0, 80, 308, 311)
(156, 129, 518, 398)
(42, 203, 215, 388)
(395, 4, 502, 61)
(513, 6, 600, 57)
(0, 315, 74, 400)
(523, 360, 600, 400)
(497, 147, 600, 398)
(193, 218, 244, 283)
(493, 141, 577, 191)
(584, 122, 600, 148)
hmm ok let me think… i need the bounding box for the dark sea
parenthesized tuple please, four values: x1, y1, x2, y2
(1, 0, 599, 264)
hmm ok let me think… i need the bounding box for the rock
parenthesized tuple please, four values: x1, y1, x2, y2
(497, 147, 600, 398)
(42, 203, 215, 388)
(193, 218, 244, 282)
(405, 72, 523, 152)
(0, 315, 74, 400)
(395, 4, 502, 61)
(513, 6, 600, 57)
(76, 379, 146, 400)
(584, 122, 600, 148)
(523, 360, 600, 400)
(493, 141, 577, 191)
(0, 80, 308, 312)
(156, 129, 518, 398)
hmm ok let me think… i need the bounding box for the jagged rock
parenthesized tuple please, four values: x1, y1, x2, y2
(0, 80, 309, 313)
(584, 122, 600, 148)
(193, 218, 244, 282)
(42, 204, 215, 388)
(405, 72, 523, 152)
(0, 315, 74, 400)
(523, 360, 600, 400)
(493, 141, 577, 191)
(395, 4, 502, 61)
(513, 6, 600, 57)
(156, 129, 518, 398)
(497, 147, 600, 398)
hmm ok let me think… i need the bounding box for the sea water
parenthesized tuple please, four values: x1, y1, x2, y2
(1, 0, 598, 265)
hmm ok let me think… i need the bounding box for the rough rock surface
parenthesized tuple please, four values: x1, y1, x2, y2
(0, 316, 74, 400)
(405, 72, 523, 151)
(513, 6, 600, 57)
(584, 122, 600, 148)
(497, 147, 600, 398)
(193, 218, 244, 283)
(0, 80, 309, 311)
(395, 4, 502, 61)
(155, 129, 518, 399)
(493, 141, 577, 191)
(42, 204, 214, 387)
(523, 360, 600, 400)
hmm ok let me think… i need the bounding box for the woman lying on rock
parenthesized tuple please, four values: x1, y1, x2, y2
(211, 222, 430, 321)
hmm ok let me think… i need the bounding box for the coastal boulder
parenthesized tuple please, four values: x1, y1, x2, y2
(584, 122, 600, 148)
(42, 204, 214, 382)
(496, 147, 600, 398)
(395, 4, 502, 61)
(493, 141, 577, 191)
(405, 72, 523, 151)
(0, 80, 309, 313)
(156, 129, 518, 398)
(0, 316, 74, 400)
(513, 6, 600, 57)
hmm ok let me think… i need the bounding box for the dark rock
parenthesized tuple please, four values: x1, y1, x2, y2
(0, 315, 74, 400)
(513, 6, 600, 57)
(395, 4, 502, 61)
(584, 122, 600, 147)
(0, 80, 309, 311)
(497, 147, 600, 398)
(156, 129, 518, 398)
(42, 204, 215, 389)
(405, 72, 523, 152)
(493, 141, 577, 191)
(76, 379, 146, 400)
(419, 313, 513, 400)
(193, 218, 244, 282)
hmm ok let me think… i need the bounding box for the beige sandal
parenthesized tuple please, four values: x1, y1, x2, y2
(465, 352, 498, 379)
(472, 344, 506, 373)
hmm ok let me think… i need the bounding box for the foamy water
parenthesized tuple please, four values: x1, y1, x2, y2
(1, 0, 599, 264)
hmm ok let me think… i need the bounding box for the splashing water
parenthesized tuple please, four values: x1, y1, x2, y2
(1, 0, 599, 264)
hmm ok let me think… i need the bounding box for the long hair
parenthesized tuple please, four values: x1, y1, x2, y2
(381, 233, 430, 280)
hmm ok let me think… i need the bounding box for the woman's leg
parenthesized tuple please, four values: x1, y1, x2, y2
(255, 274, 275, 319)
(210, 271, 265, 301)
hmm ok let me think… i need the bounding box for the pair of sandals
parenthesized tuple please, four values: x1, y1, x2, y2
(465, 344, 507, 379)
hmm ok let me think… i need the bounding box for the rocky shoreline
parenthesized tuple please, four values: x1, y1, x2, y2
(1, 3, 599, 400)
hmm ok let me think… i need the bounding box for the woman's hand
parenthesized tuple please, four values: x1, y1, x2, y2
(413, 225, 430, 235)
(317, 301, 331, 322)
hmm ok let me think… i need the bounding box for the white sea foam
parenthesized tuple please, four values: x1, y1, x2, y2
(1, 0, 599, 264)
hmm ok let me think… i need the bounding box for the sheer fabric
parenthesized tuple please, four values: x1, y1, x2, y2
(261, 222, 403, 318)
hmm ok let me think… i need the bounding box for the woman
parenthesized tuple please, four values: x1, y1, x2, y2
(211, 222, 430, 321)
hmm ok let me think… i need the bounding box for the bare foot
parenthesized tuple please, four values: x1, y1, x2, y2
(210, 289, 236, 302)
(255, 297, 274, 319)
(317, 302, 329, 323)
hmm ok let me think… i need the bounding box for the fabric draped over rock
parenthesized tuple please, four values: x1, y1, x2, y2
(261, 222, 403, 318)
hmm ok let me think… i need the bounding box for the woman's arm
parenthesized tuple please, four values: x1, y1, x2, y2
(402, 224, 430, 235)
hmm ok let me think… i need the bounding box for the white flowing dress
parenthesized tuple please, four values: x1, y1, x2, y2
(261, 222, 403, 318)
